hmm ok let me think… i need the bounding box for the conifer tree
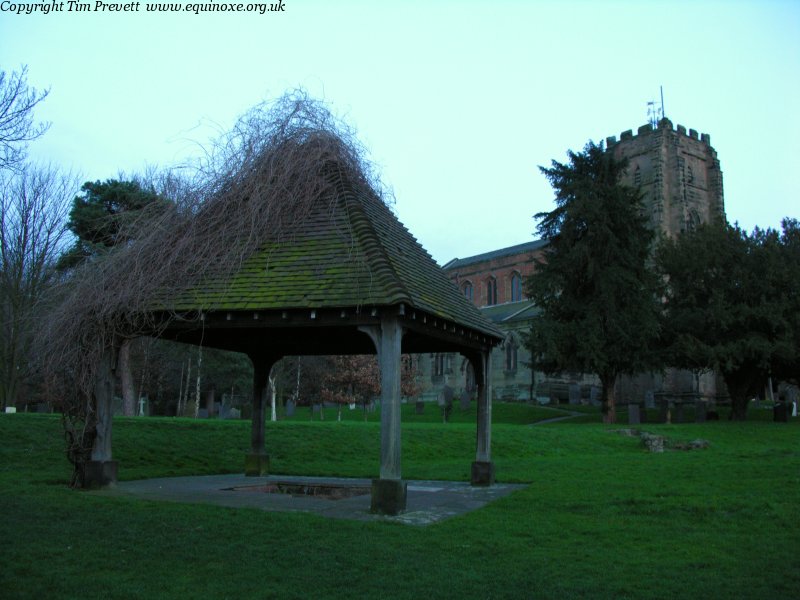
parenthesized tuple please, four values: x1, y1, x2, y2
(527, 141, 660, 423)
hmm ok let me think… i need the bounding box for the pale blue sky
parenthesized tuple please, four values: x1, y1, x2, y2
(1, 0, 798, 263)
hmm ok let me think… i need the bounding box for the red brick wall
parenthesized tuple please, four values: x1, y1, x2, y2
(444, 247, 544, 308)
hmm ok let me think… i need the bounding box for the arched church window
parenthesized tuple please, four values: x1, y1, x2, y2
(505, 338, 518, 372)
(510, 272, 523, 302)
(485, 277, 497, 306)
(462, 281, 473, 302)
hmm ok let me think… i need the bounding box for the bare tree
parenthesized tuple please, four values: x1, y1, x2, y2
(0, 66, 50, 172)
(0, 164, 78, 409)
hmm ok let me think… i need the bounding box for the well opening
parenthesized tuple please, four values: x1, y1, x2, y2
(227, 481, 370, 501)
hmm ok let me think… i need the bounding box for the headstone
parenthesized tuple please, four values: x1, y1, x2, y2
(285, 400, 295, 417)
(568, 384, 581, 405)
(786, 387, 798, 417)
(659, 399, 670, 424)
(4, 406, 16, 414)
(773, 401, 789, 423)
(460, 389, 471, 410)
(197, 408, 209, 418)
(312, 404, 321, 417)
(415, 401, 424, 415)
(589, 386, 601, 407)
(228, 408, 241, 419)
(628, 404, 641, 425)
(441, 385, 454, 422)
(644, 390, 655, 409)
(442, 385, 454, 408)
(673, 403, 684, 424)
(205, 390, 215, 417)
(695, 400, 707, 423)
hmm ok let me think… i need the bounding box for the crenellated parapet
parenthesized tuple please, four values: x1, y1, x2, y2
(606, 118, 716, 157)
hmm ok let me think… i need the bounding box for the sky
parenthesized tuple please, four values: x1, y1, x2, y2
(1, 0, 798, 265)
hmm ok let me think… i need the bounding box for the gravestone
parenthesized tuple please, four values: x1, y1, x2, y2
(197, 408, 209, 418)
(568, 384, 581, 405)
(787, 387, 798, 417)
(460, 389, 471, 410)
(205, 390, 215, 417)
(312, 404, 321, 418)
(628, 403, 641, 425)
(415, 400, 424, 415)
(440, 385, 454, 422)
(695, 400, 707, 423)
(589, 386, 601, 407)
(658, 399, 670, 424)
(644, 390, 655, 409)
(285, 400, 296, 417)
(673, 403, 684, 424)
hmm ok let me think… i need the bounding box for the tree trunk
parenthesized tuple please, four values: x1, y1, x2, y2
(118, 339, 136, 416)
(724, 370, 760, 421)
(269, 375, 277, 422)
(194, 345, 203, 418)
(177, 360, 184, 416)
(91, 346, 117, 462)
(601, 374, 617, 424)
(182, 359, 191, 417)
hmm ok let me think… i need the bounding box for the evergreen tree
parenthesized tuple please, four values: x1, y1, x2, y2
(657, 220, 797, 420)
(57, 179, 167, 270)
(527, 141, 660, 423)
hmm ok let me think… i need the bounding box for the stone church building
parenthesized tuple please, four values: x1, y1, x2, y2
(417, 118, 726, 406)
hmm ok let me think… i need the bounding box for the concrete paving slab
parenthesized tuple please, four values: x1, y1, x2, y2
(95, 474, 527, 526)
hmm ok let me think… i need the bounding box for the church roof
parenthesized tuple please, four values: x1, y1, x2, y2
(480, 300, 539, 325)
(168, 174, 503, 342)
(442, 239, 548, 270)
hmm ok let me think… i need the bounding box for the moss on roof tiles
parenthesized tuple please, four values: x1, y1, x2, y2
(165, 175, 502, 341)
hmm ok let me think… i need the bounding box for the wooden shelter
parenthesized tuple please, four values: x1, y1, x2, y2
(91, 170, 503, 515)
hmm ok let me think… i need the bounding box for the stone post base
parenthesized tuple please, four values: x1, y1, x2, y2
(471, 461, 495, 486)
(244, 453, 270, 476)
(370, 478, 407, 515)
(82, 460, 118, 489)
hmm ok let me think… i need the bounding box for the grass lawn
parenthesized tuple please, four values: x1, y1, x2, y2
(1, 407, 798, 599)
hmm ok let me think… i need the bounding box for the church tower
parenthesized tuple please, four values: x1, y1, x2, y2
(606, 118, 725, 237)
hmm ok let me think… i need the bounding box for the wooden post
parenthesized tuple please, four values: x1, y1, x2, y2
(84, 345, 118, 488)
(360, 316, 407, 515)
(245, 353, 280, 476)
(469, 350, 495, 486)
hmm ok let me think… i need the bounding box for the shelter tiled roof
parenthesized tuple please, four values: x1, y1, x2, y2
(169, 176, 503, 342)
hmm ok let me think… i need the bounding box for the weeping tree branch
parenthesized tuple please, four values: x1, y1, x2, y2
(37, 91, 391, 486)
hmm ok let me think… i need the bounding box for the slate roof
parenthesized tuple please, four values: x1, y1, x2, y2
(168, 173, 503, 342)
(480, 300, 539, 326)
(442, 239, 548, 270)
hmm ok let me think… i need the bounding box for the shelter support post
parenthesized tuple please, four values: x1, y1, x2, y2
(468, 350, 495, 486)
(360, 316, 406, 515)
(84, 345, 118, 488)
(245, 353, 280, 476)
